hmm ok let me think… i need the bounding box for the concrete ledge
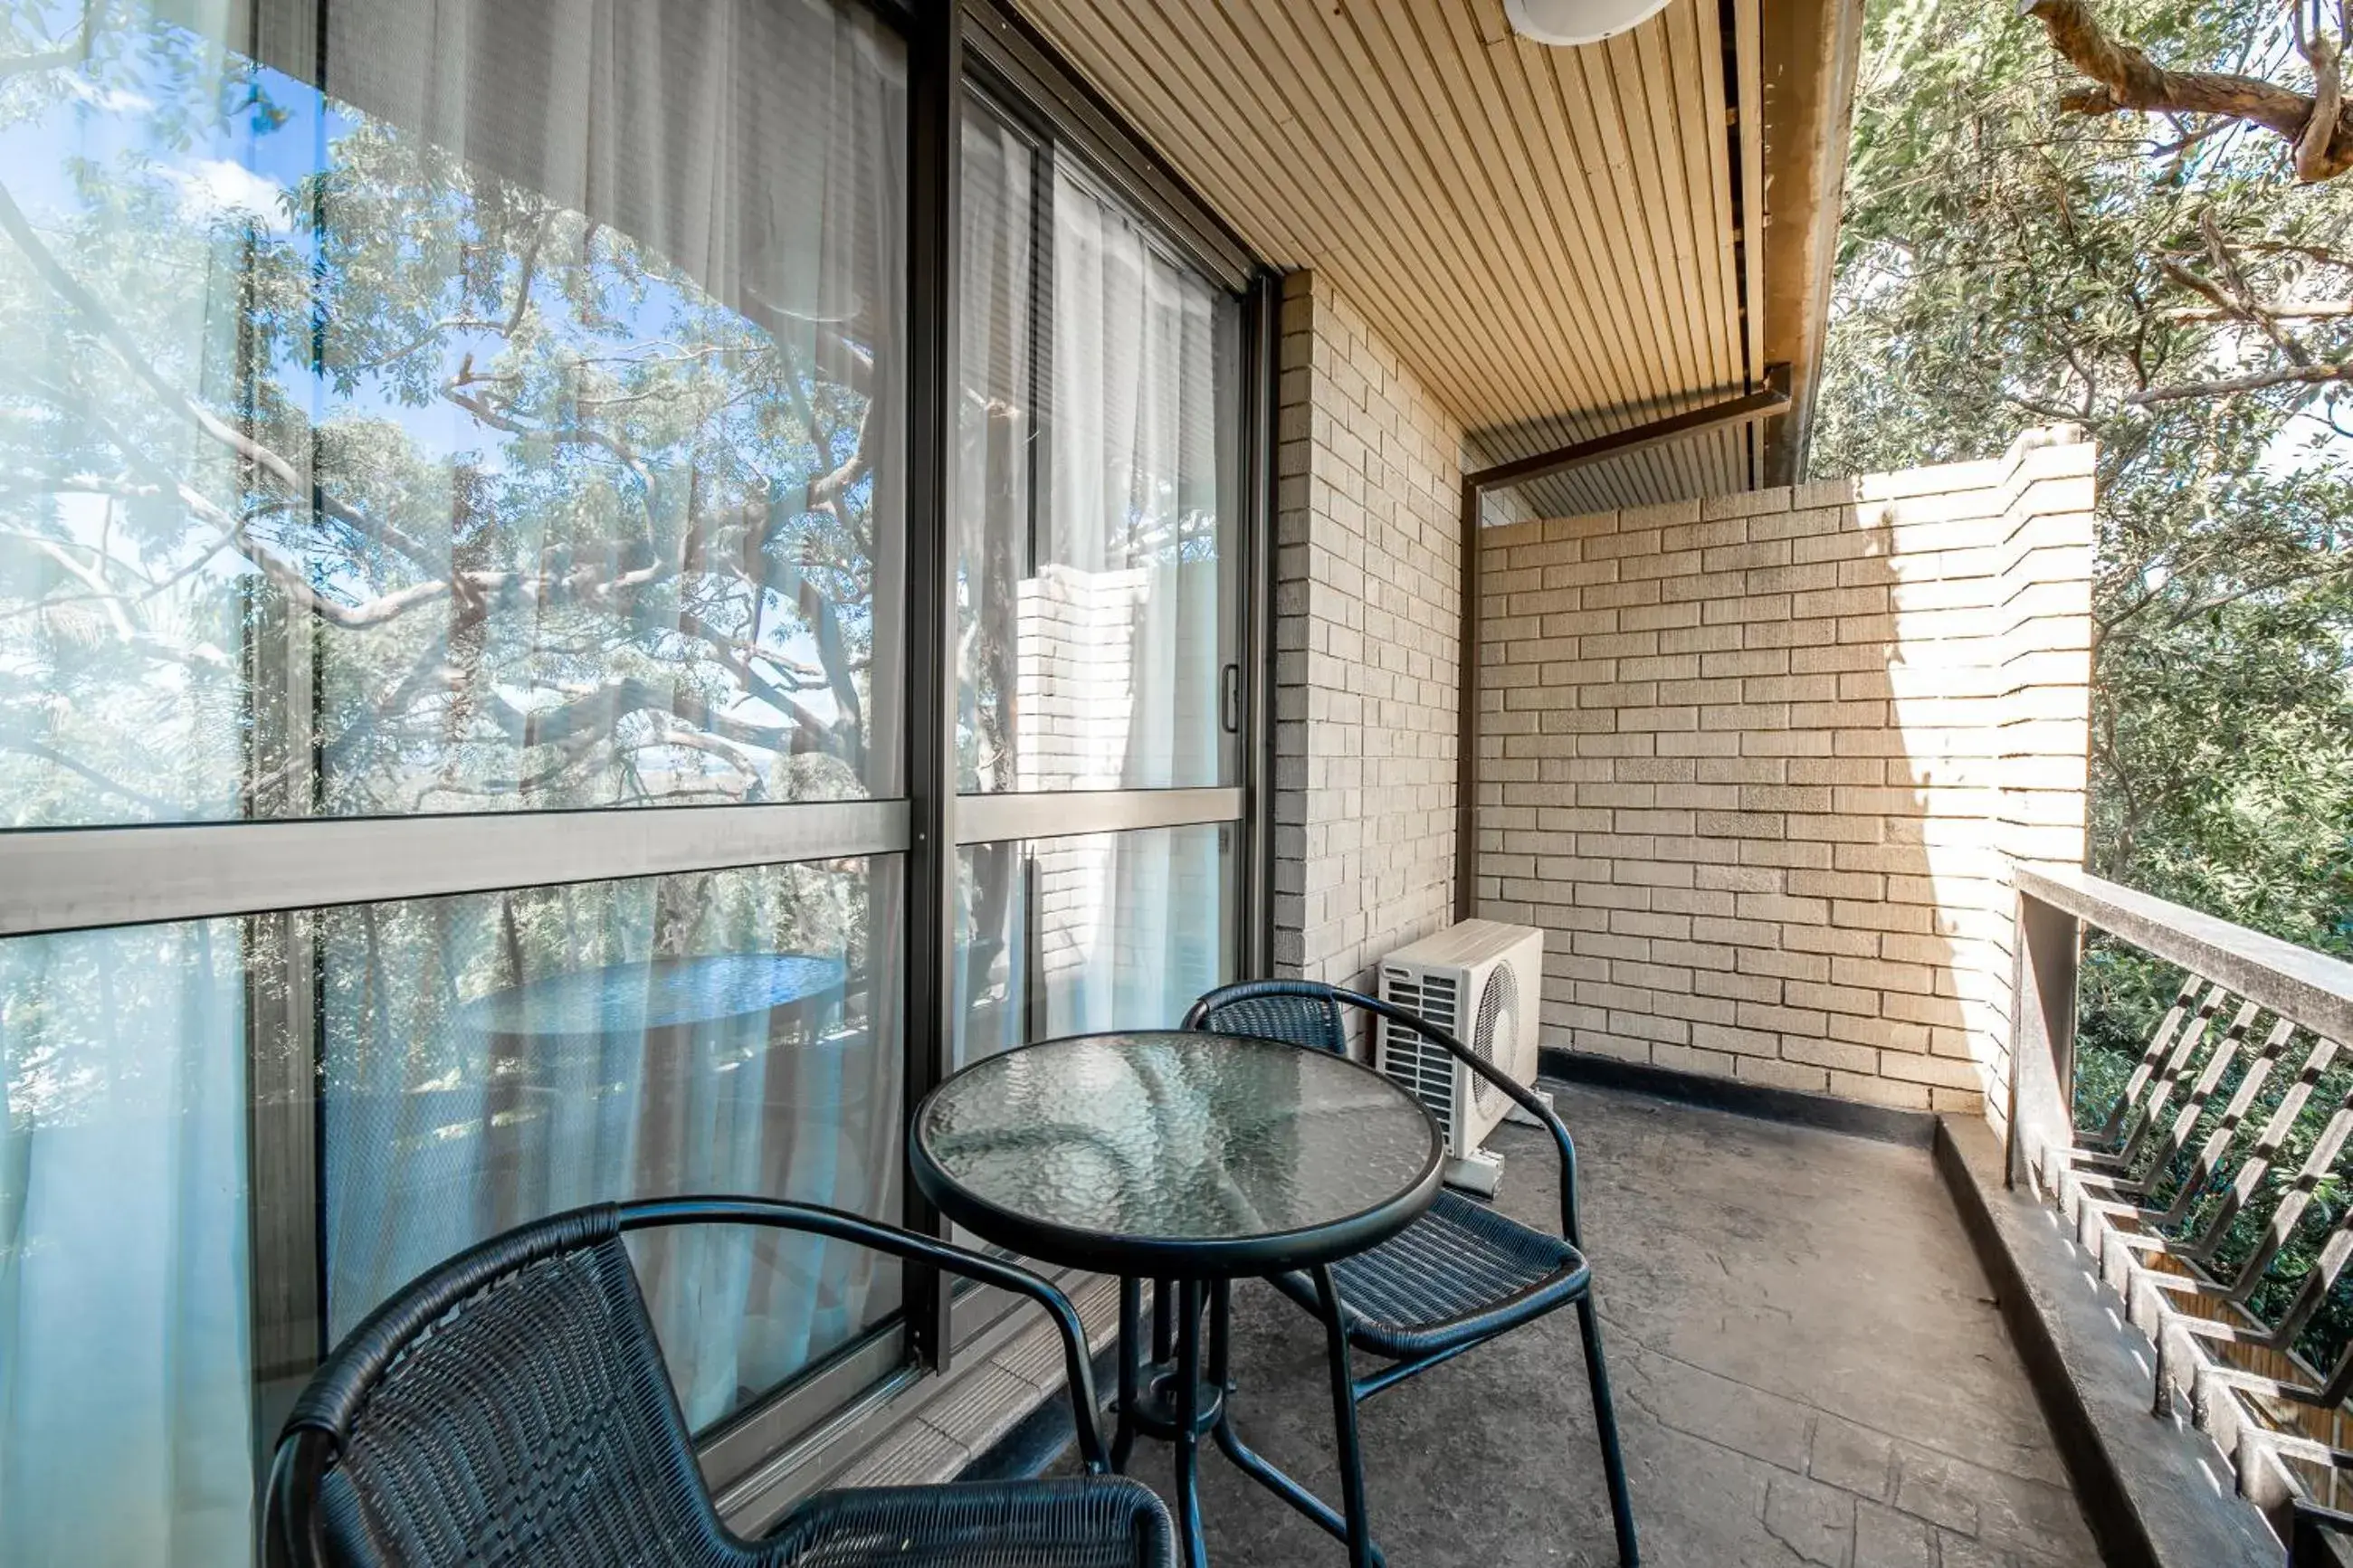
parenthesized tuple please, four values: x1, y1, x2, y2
(1540, 1046, 1938, 1148)
(1933, 1113, 2280, 1568)
(956, 1331, 1130, 1483)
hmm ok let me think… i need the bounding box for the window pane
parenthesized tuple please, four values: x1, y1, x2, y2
(954, 823, 1233, 1066)
(0, 856, 903, 1563)
(957, 103, 1241, 794)
(0, 0, 905, 827)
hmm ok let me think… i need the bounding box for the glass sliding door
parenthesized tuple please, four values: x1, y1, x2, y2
(945, 86, 1253, 1334)
(954, 93, 1247, 1056)
(955, 824, 1234, 1066)
(957, 94, 1243, 799)
(0, 0, 910, 1560)
(0, 1, 1265, 1558)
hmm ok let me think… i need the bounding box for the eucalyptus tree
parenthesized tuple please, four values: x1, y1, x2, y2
(1819, 0, 2353, 956)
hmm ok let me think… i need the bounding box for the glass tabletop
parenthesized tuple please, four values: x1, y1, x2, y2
(910, 1031, 1443, 1277)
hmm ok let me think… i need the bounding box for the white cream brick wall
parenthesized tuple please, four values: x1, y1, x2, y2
(1014, 564, 1146, 792)
(1474, 427, 2094, 1122)
(1272, 272, 1463, 1020)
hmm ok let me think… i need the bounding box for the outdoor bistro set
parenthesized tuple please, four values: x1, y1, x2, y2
(260, 981, 1639, 1568)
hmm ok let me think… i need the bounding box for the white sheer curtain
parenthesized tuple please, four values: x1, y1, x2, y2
(953, 124, 1240, 1054)
(1038, 170, 1232, 1033)
(0, 5, 259, 1560)
(1034, 826, 1227, 1038)
(1044, 164, 1228, 794)
(0, 925, 252, 1566)
(955, 125, 1236, 799)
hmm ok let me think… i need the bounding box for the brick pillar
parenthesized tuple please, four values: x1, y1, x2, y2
(1272, 271, 1466, 1037)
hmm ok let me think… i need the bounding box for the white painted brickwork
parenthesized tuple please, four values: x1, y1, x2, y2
(1271, 272, 1463, 1016)
(1474, 428, 2095, 1124)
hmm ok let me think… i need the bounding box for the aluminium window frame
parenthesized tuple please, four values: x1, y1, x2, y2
(0, 0, 1279, 1513)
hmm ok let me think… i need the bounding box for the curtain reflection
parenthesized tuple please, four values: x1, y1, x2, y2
(321, 866, 900, 1431)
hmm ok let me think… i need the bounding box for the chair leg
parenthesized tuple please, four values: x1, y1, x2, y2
(1576, 1294, 1639, 1566)
(1311, 1263, 1377, 1568)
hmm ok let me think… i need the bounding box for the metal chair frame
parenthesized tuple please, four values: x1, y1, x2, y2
(1182, 979, 1640, 1567)
(262, 1195, 1174, 1568)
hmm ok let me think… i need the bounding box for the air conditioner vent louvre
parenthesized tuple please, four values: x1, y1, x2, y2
(1374, 921, 1545, 1175)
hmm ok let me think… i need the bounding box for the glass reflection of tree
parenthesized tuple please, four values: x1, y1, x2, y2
(0, 4, 899, 1313)
(0, 5, 891, 827)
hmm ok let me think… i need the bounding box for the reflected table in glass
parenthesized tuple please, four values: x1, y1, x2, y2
(910, 1030, 1443, 1568)
(450, 952, 854, 1194)
(459, 953, 848, 1038)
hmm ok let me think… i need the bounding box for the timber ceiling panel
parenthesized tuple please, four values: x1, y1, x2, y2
(1008, 0, 1769, 515)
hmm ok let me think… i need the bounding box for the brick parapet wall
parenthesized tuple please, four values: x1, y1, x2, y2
(1272, 272, 1463, 1019)
(1474, 428, 2094, 1121)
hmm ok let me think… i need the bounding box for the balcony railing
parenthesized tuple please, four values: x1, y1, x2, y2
(2012, 863, 2353, 1561)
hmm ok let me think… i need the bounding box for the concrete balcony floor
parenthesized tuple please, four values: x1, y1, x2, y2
(1118, 1080, 2098, 1567)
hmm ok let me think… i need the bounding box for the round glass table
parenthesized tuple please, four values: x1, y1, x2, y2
(910, 1030, 1444, 1568)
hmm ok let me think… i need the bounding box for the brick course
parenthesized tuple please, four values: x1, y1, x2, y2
(1474, 429, 2095, 1125)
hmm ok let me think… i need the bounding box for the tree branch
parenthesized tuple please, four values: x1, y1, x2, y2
(2020, 0, 2353, 180)
(0, 739, 187, 817)
(2127, 360, 2353, 404)
(2161, 301, 2353, 320)
(0, 177, 443, 570)
(2295, 0, 2347, 181)
(487, 677, 835, 757)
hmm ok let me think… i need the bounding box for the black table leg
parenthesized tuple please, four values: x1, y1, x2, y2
(1311, 1263, 1376, 1568)
(1112, 1275, 1141, 1474)
(1114, 1272, 1386, 1566)
(1173, 1277, 1208, 1568)
(1205, 1277, 1387, 1568)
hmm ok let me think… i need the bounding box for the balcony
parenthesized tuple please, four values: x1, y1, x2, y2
(0, 0, 2317, 1565)
(1142, 1080, 2099, 1568)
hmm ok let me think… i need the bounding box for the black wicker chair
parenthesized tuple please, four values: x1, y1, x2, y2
(262, 1196, 1174, 1568)
(1184, 979, 1639, 1567)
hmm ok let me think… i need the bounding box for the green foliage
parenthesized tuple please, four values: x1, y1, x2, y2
(1819, 0, 2353, 955)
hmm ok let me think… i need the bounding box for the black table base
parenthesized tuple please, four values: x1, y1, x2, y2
(1110, 1273, 1383, 1568)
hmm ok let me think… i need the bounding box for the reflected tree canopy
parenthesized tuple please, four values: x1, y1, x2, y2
(0, 0, 900, 825)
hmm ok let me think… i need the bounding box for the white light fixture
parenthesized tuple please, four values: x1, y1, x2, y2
(1504, 0, 1673, 46)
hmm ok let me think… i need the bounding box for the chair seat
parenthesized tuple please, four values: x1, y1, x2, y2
(763, 1478, 1173, 1567)
(1271, 1189, 1591, 1360)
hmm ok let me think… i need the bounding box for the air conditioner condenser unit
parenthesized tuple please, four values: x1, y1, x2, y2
(1375, 919, 1548, 1196)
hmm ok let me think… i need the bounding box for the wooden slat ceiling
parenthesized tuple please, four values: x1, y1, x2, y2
(1009, 0, 1789, 516)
